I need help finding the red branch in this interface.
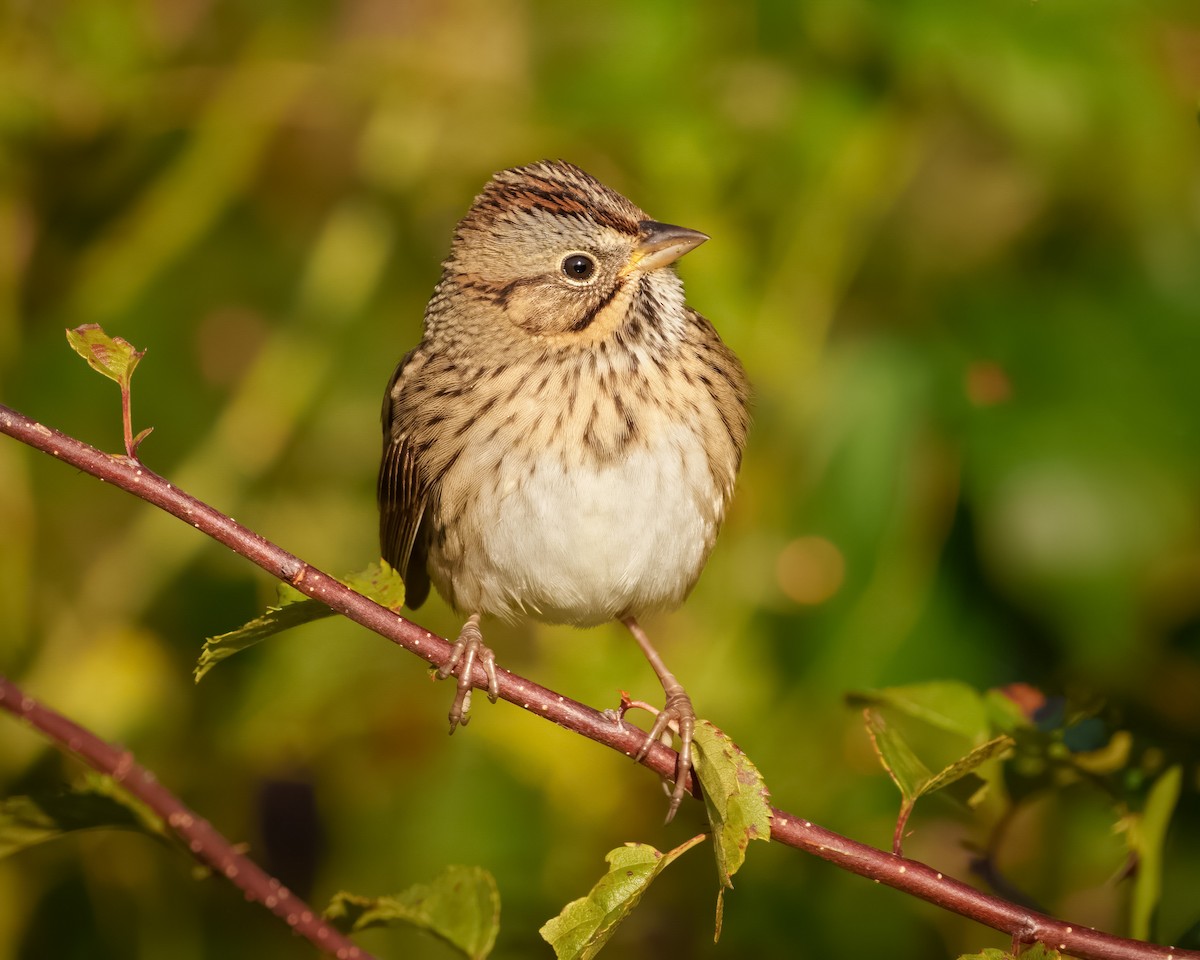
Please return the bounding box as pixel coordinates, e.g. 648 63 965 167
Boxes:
0 672 372 960
0 400 1194 960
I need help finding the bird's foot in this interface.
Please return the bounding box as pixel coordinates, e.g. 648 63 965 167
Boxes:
632 685 696 824
622 616 698 822
437 613 498 733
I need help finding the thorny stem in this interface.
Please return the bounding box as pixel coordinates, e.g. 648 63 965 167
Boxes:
0 672 372 960
0 400 1195 960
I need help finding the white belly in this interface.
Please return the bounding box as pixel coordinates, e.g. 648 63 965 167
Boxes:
430 426 722 625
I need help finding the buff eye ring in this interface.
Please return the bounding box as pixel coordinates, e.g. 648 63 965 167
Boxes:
560 252 598 284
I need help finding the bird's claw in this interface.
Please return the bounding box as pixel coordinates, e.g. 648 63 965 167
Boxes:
633 689 696 823
437 615 498 733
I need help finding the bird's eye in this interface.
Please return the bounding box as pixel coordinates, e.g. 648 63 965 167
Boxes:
560 253 597 283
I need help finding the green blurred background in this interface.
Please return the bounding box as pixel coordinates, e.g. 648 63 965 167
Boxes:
2 1 1200 957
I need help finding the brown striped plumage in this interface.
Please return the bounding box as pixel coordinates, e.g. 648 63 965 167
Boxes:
378 160 749 820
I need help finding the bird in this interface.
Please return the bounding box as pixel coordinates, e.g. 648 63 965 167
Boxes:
378 159 750 820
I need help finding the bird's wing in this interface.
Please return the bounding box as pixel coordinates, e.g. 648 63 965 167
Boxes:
378 351 432 609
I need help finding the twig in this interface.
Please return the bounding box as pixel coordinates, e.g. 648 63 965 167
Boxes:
0 672 372 960
0 400 1194 960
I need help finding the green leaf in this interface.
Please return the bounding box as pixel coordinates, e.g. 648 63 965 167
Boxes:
984 684 1045 732
66 323 146 388
848 681 989 741
863 708 932 807
922 734 1014 797
195 592 333 681
0 781 167 859
690 721 771 937
343 558 407 611
539 836 705 960
958 945 1060 960
1068 728 1132 775
325 865 499 960
1128 764 1182 941
1017 945 1062 960
864 709 1012 853
194 561 405 680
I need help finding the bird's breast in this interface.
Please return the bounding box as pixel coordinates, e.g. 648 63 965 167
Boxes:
428 405 727 625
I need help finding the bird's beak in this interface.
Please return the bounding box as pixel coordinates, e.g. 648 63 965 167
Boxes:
622 220 709 276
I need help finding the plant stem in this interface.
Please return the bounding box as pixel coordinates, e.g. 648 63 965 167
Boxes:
1 400 1194 960
0 672 373 960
